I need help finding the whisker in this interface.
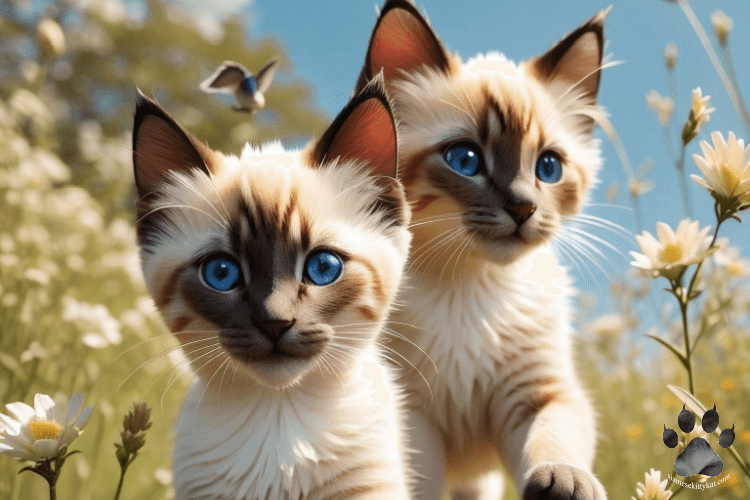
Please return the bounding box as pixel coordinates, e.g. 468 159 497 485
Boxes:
117 338 217 391
563 225 627 259
106 330 220 371
172 174 230 226
570 213 634 240
136 204 228 230
409 215 465 228
161 346 224 412
194 353 232 416
556 235 609 282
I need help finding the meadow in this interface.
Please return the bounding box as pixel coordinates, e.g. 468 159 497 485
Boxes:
0 0 748 499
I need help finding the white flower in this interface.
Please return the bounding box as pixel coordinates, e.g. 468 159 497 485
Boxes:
646 90 674 126
691 131 750 208
711 10 733 46
682 88 714 145
630 219 713 281
632 468 672 500
62 296 122 348
713 238 749 276
0 393 93 462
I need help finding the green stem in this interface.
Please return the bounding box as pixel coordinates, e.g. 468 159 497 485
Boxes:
720 44 750 134
48 480 57 500
676 296 694 394
675 146 692 218
725 442 750 478
113 463 129 500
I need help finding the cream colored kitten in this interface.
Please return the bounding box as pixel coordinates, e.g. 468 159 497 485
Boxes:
353 2 610 499
132 77 412 500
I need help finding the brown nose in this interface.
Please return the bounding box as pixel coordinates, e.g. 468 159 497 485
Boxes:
255 319 295 340
505 203 536 226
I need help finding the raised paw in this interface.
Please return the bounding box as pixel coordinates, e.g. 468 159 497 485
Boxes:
523 463 607 500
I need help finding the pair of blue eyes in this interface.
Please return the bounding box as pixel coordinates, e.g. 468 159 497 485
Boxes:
201 251 343 291
444 145 563 183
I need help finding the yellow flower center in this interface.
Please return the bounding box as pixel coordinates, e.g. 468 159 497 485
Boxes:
721 163 739 194
661 242 684 263
728 262 744 275
28 418 62 441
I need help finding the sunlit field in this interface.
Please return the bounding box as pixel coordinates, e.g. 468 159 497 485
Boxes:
0 0 748 499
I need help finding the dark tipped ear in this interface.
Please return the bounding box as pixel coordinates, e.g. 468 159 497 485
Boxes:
313 73 398 178
530 7 609 105
132 89 215 209
353 0 451 94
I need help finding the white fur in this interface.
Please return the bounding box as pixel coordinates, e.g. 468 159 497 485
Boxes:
174 358 410 500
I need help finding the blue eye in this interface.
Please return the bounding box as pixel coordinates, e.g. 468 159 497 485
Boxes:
536 153 563 183
202 257 241 291
305 251 343 286
445 145 481 176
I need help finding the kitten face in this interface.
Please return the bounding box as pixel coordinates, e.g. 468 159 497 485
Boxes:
355 1 607 267
133 79 410 389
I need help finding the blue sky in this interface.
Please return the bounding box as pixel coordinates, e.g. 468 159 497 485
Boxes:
186 0 749 328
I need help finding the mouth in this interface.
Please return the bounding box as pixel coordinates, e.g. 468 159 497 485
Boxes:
218 325 332 386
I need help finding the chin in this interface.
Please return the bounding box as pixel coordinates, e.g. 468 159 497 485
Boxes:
237 356 314 389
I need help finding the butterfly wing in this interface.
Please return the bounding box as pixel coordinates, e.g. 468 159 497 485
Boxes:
199 61 249 93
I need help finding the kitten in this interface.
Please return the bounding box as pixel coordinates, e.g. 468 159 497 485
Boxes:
352 2 610 499
132 77 413 500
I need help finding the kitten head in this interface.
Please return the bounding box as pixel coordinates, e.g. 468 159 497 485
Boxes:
355 0 607 269
132 77 410 389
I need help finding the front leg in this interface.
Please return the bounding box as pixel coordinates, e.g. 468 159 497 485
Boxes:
405 408 448 500
491 378 606 500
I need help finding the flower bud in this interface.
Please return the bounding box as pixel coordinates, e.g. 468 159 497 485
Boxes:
37 18 66 58
664 42 677 70
711 10 733 47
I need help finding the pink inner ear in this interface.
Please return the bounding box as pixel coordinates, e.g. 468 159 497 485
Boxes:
548 31 601 99
369 7 445 82
327 99 397 177
134 115 208 196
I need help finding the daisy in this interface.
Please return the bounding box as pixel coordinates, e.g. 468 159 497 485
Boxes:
632 468 673 500
691 131 750 210
0 392 93 462
630 219 713 281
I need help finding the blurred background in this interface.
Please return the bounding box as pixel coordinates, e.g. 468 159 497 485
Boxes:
0 0 748 498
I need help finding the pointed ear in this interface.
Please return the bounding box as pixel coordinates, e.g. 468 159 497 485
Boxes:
529 7 609 105
132 89 216 211
353 0 451 94
313 73 398 179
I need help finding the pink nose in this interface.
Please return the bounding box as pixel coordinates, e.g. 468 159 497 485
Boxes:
505 203 536 226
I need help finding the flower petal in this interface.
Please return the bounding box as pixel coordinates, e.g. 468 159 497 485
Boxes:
34 394 56 420
0 413 22 435
57 426 80 448
65 393 83 426
0 426 34 450
5 402 35 423
75 406 94 430
0 442 36 461
30 438 61 459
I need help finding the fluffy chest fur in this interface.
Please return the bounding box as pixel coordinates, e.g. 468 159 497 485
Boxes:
174 367 408 500
390 247 580 458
